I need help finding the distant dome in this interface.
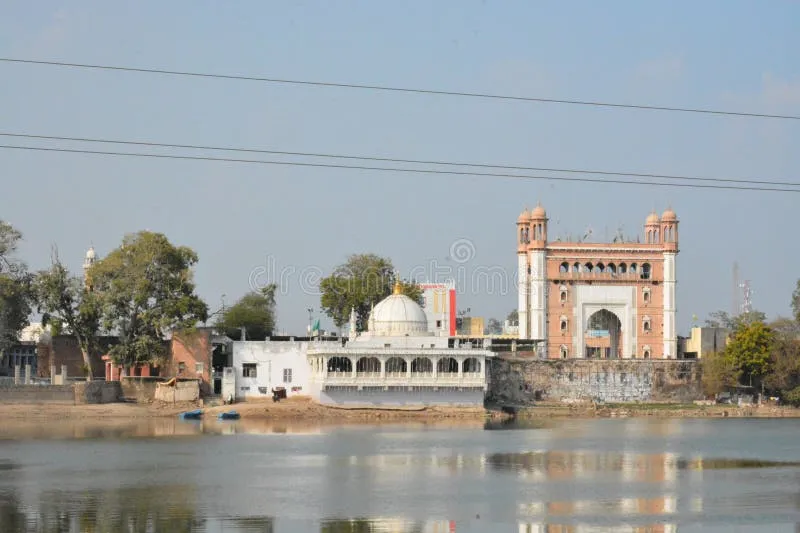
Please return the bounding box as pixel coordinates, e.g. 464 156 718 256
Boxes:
645 212 660 224
661 208 677 221
369 283 429 336
517 208 530 223
530 204 546 218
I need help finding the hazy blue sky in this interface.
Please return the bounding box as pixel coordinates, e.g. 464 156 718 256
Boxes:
1 1 798 335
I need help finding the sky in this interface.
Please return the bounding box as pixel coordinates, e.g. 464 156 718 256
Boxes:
1 1 798 336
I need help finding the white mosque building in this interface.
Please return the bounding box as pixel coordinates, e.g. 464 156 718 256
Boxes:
306 282 493 406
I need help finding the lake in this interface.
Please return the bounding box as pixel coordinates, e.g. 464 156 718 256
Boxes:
1 416 800 532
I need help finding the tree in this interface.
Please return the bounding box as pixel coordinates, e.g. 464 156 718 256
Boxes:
33 255 100 379
90 231 208 367
484 318 503 335
215 285 277 341
792 279 800 324
507 309 519 326
700 350 740 397
319 254 422 331
705 309 767 331
724 320 775 386
764 318 800 394
0 221 33 355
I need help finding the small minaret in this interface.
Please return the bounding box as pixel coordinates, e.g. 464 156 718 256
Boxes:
348 307 357 339
83 246 97 291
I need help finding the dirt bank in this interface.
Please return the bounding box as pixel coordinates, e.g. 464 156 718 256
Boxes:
0 396 503 423
515 402 800 419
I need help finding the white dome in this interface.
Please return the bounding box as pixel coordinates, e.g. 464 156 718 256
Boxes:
369 289 429 337
85 247 96 260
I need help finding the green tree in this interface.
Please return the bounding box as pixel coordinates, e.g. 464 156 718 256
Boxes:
319 254 422 331
33 255 100 379
0 221 33 355
792 279 800 324
484 318 503 335
763 318 800 394
90 231 208 367
215 285 277 340
705 309 767 331
724 320 775 386
700 350 740 397
507 309 519 325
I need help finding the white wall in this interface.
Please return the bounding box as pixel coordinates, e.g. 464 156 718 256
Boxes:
232 341 313 400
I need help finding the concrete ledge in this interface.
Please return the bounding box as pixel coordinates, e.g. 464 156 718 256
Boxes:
74 381 123 404
0 385 75 404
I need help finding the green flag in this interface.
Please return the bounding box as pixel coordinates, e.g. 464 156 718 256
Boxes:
312 318 320 335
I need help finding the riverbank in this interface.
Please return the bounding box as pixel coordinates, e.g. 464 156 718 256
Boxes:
515 402 800 419
0 396 501 422
2 398 799 424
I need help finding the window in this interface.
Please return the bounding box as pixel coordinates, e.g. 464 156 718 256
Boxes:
560 345 568 359
436 320 442 328
243 363 257 378
643 319 652 332
195 362 203 373
560 262 569 273
641 263 651 280
643 350 651 359
560 320 568 333
560 290 567 303
643 288 651 304
283 368 292 383
178 362 186 374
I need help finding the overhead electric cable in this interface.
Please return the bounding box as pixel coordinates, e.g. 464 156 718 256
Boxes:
1 57 798 121
0 131 796 188
1 143 798 193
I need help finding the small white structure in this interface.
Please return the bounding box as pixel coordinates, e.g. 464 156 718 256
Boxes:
307 282 493 407
231 338 338 400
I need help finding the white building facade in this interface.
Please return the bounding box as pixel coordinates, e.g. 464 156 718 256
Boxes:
231 339 338 400
307 283 493 406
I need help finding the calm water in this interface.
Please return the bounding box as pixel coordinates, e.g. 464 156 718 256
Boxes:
2 416 800 532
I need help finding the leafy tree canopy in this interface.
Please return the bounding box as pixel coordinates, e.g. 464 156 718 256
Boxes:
704 309 767 331
216 285 277 341
484 318 503 335
319 254 422 331
0 221 33 354
724 320 775 384
507 309 519 325
33 256 100 378
90 231 208 366
700 350 740 397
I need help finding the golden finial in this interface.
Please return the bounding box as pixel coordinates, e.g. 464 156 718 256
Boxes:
393 280 402 295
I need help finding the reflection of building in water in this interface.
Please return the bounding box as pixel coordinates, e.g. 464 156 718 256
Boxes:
308 282 493 406
518 524 677 533
320 517 456 532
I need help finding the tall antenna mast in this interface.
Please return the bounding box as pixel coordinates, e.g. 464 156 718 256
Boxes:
740 280 753 314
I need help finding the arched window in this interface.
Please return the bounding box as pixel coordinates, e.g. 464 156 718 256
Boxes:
647 230 652 243
356 357 381 375
654 229 660 242
437 357 458 374
519 228 525 244
643 345 652 359
410 357 433 374
619 263 627 274
641 263 651 280
630 263 638 273
385 357 407 375
572 262 581 273
643 288 651 304
560 318 568 333
607 263 617 274
643 317 652 332
463 358 481 373
560 290 567 303
596 262 605 273
560 345 568 359
327 357 353 374
560 262 569 274
584 262 593 272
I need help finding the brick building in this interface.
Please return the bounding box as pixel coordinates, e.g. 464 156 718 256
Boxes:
516 204 679 359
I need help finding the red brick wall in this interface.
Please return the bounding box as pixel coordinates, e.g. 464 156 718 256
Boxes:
170 329 212 395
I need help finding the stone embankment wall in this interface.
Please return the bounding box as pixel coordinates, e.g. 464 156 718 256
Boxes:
0 379 123 404
74 382 123 404
122 377 201 402
488 358 702 405
154 380 200 403
0 384 75 404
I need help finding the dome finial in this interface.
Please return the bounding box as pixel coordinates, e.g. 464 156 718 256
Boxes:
393 279 402 295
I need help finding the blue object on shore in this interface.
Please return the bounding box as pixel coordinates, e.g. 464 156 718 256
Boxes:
217 410 240 420
178 409 203 420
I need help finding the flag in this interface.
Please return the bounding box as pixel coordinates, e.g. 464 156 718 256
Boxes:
312 318 320 336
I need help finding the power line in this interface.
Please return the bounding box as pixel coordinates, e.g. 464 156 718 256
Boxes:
2 57 798 121
2 143 798 193
2 131 798 188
